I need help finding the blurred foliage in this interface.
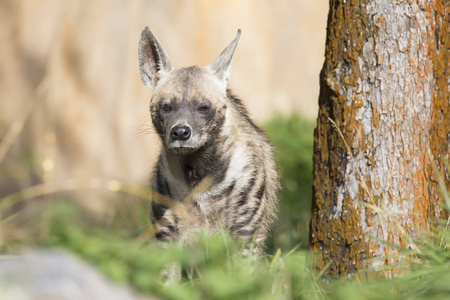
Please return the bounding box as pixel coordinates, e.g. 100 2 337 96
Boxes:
264 114 315 251
41 200 320 300
8 200 450 300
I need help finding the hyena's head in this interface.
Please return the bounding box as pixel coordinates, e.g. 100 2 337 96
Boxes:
138 27 241 155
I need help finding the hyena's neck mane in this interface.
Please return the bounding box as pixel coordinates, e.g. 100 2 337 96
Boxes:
225 90 265 135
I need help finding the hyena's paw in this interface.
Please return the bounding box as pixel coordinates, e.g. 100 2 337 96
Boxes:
160 262 181 286
242 245 261 258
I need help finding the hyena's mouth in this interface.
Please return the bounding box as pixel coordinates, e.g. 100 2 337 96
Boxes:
170 146 196 155
167 140 198 155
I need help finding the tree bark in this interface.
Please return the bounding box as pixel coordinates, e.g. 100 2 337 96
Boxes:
309 0 449 276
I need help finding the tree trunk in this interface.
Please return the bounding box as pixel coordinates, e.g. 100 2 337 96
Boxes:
309 0 449 276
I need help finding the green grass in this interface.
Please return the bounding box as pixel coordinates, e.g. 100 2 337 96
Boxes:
41 200 321 300
1 114 449 299
19 200 450 300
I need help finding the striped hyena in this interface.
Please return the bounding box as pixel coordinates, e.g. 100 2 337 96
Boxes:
138 27 280 254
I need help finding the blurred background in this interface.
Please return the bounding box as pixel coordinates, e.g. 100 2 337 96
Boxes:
0 0 327 253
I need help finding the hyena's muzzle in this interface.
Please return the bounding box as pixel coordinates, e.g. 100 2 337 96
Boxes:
167 119 195 154
170 124 191 142
157 98 219 155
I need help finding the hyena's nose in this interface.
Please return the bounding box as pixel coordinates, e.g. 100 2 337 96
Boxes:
171 125 191 141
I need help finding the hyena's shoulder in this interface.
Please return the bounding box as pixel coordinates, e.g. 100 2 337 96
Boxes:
211 91 280 245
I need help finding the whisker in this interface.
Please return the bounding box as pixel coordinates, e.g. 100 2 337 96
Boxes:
133 123 165 140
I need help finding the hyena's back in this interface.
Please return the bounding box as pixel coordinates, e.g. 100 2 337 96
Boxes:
138 27 280 250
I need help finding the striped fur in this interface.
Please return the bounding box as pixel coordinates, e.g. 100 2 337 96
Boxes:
138 27 280 253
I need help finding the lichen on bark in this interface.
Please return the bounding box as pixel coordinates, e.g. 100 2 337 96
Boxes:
310 0 449 276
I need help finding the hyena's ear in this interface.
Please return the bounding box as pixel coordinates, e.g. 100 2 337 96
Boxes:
209 29 241 85
138 27 172 89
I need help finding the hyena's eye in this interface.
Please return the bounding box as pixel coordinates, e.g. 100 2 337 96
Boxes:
162 105 172 112
197 106 210 113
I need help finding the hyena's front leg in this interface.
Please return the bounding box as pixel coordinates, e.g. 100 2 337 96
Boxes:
151 201 180 242
150 201 182 285
151 193 205 243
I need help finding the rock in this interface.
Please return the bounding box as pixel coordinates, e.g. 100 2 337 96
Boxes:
0 249 157 300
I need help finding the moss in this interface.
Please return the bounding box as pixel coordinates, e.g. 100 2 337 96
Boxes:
310 0 374 277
